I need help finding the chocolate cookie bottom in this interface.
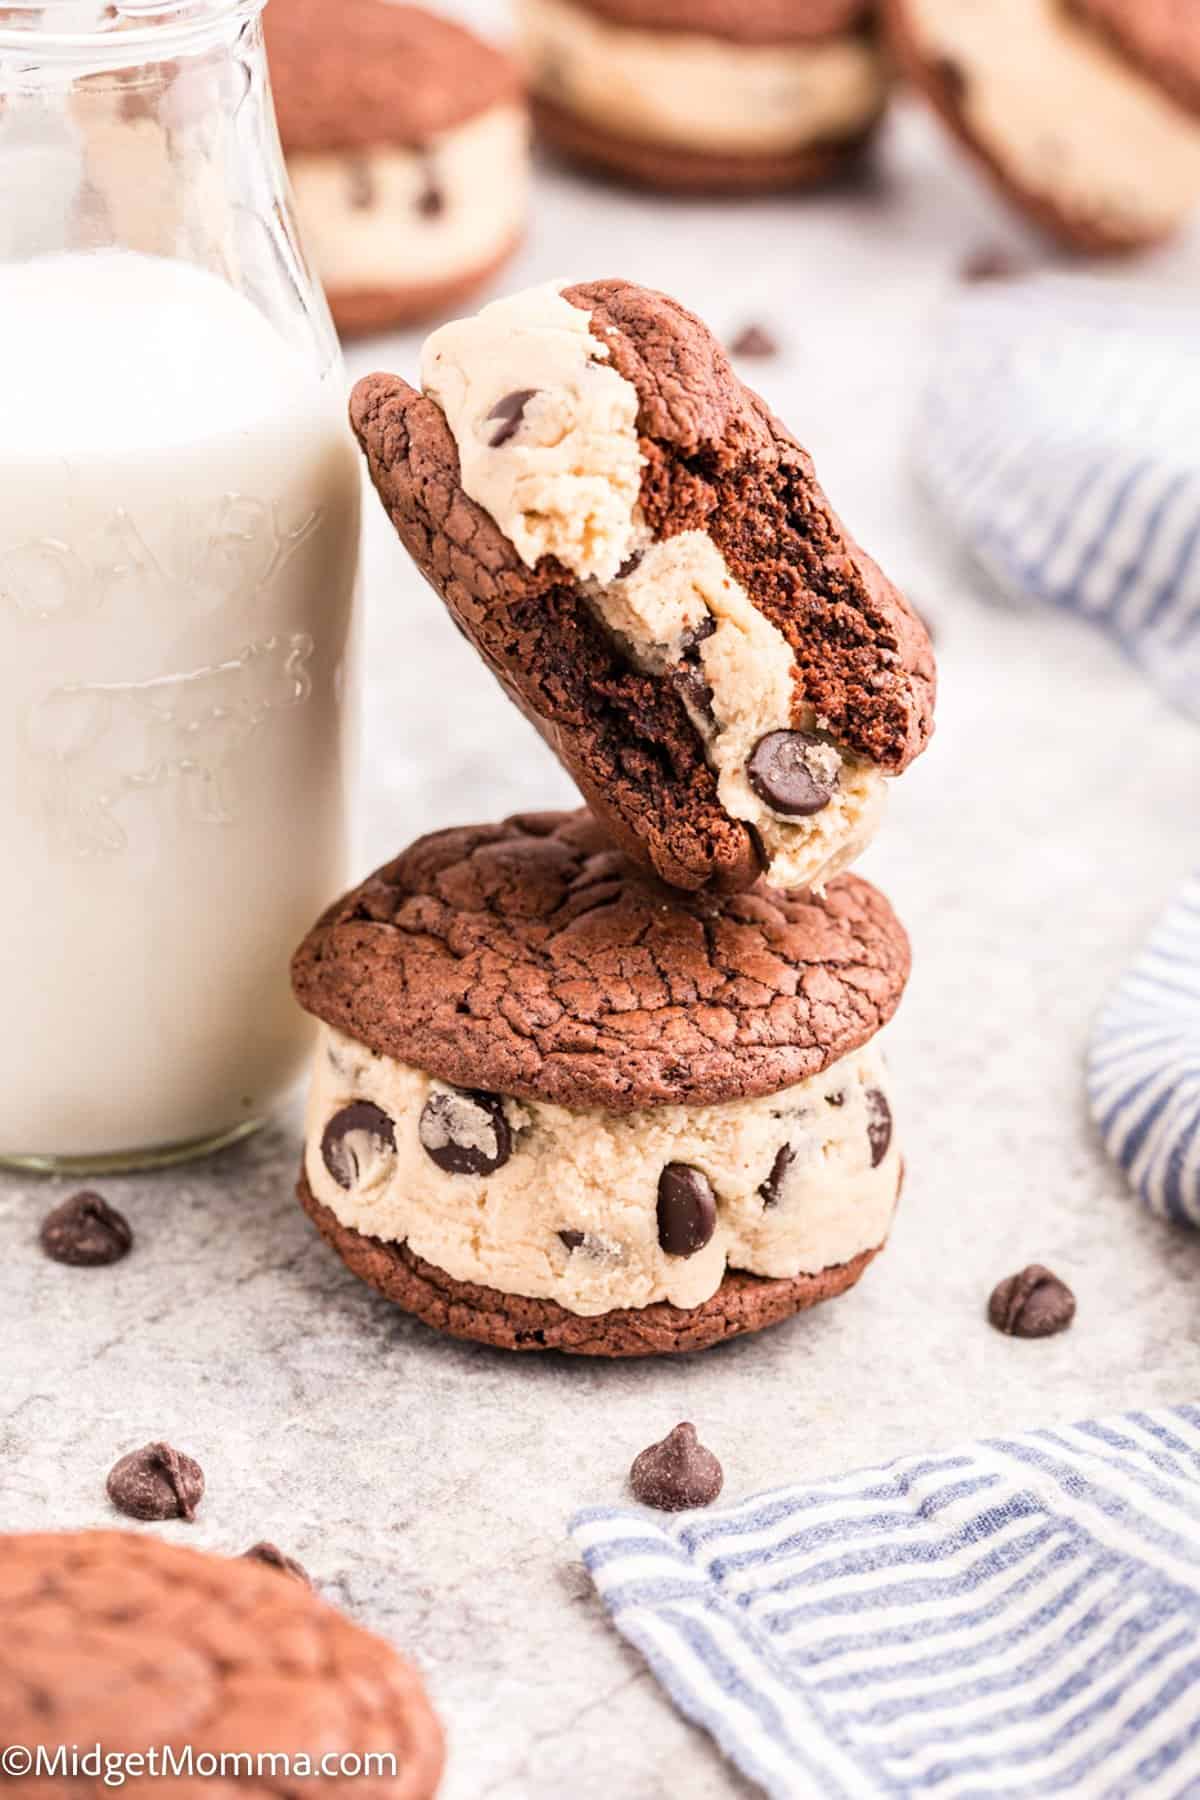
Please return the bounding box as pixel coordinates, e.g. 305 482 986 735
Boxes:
298 1171 887 1356
531 95 876 195
326 234 523 338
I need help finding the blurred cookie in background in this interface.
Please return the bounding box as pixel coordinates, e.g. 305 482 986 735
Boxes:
516 0 889 194
1066 0 1200 122
267 0 528 336
884 0 1200 253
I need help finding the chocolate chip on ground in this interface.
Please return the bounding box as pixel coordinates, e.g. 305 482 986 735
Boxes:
988 1266 1076 1339
729 323 778 358
106 1441 205 1522
243 1541 311 1584
631 1423 724 1511
657 1164 717 1257
39 1190 133 1267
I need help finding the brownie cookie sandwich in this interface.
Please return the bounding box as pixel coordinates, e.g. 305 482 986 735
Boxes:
884 0 1200 252
266 0 528 336
351 279 935 896
517 0 889 193
1 1529 444 1799
291 810 909 1358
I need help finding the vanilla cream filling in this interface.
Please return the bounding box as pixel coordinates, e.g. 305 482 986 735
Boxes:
517 0 887 155
422 281 886 891
286 104 529 294
305 1025 900 1317
904 0 1200 237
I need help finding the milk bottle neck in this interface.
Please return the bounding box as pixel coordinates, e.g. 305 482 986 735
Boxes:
0 0 336 370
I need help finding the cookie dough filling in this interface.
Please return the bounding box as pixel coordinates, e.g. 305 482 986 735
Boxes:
421 282 886 890
305 1025 901 1317
517 0 887 155
897 0 1200 243
286 105 529 297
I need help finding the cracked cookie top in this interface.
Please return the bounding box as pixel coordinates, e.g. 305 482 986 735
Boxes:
266 0 522 155
0 1530 444 1799
291 810 910 1111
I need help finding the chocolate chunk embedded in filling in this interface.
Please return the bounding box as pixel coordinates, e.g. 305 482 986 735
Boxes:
420 1086 512 1175
321 1101 396 1190
865 1088 892 1168
487 388 538 448
758 1144 796 1210
747 731 839 817
657 1163 717 1257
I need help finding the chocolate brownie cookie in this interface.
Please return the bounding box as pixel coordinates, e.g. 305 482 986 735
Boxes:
0 1530 444 1798
351 280 935 896
884 0 1200 253
291 810 909 1354
266 0 528 336
518 0 888 194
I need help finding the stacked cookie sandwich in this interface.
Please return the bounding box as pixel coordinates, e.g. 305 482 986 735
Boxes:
291 278 936 1357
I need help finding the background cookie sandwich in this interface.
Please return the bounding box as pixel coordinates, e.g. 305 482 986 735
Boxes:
517 0 889 193
267 0 529 336
292 810 909 1358
351 278 935 897
884 0 1200 252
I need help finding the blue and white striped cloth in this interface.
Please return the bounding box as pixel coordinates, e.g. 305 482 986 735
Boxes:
1088 874 1200 1229
921 276 1200 723
572 1406 1200 1798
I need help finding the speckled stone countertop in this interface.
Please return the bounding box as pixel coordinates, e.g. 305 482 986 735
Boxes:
3 82 1199 1800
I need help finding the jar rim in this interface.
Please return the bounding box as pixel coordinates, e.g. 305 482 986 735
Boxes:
0 0 264 57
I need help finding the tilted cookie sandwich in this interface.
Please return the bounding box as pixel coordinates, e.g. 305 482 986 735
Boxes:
291 810 909 1358
351 280 935 897
517 0 889 193
266 0 528 336
884 0 1200 253
0 1530 444 1799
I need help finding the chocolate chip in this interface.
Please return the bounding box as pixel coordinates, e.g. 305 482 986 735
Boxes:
487 389 538 448
747 731 838 817
347 156 374 210
672 664 716 728
243 1542 310 1584
39 1191 132 1266
420 1087 511 1175
988 1266 1076 1339
826 1091 846 1108
616 549 645 579
558 1229 585 1251
321 1101 396 1190
106 1441 204 1522
416 157 444 218
657 1164 717 1257
729 323 778 359
630 1423 723 1511
865 1089 892 1168
961 246 1022 283
758 1144 795 1209
934 55 968 104
680 615 716 654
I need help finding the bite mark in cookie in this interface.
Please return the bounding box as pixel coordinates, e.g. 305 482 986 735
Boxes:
365 281 933 895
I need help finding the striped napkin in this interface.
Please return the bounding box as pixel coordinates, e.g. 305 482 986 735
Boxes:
572 1406 1200 1798
920 275 1200 723
1088 874 1200 1229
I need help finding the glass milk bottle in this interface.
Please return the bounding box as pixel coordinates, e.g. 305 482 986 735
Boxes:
0 2 361 1170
